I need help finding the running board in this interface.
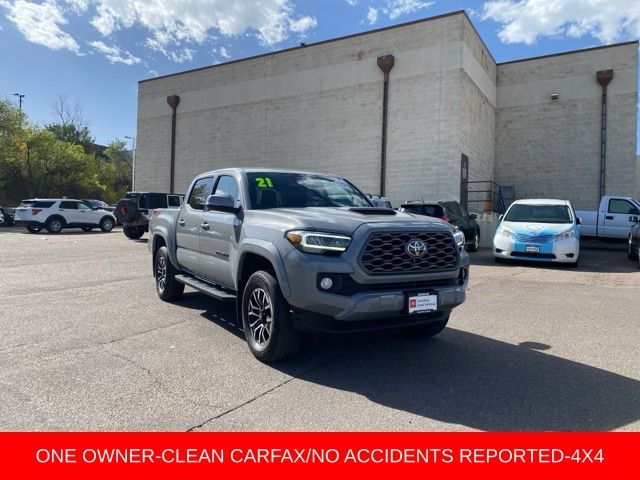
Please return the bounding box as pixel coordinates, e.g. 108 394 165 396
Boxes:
175 274 236 302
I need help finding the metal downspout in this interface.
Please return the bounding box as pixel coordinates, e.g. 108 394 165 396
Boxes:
166 95 181 194
596 70 613 199
377 55 395 197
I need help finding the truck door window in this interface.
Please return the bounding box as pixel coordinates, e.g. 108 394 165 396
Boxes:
168 195 181 207
188 177 214 210
608 199 635 214
214 175 240 205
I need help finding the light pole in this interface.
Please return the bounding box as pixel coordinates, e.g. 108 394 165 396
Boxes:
13 93 25 110
125 135 136 191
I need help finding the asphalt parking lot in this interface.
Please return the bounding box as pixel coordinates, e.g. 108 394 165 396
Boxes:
1 227 639 431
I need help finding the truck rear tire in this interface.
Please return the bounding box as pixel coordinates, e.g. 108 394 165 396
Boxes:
241 270 301 363
155 246 184 301
124 225 144 239
399 314 450 338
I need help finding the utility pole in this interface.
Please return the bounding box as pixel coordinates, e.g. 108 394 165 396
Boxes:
13 93 25 110
125 135 136 191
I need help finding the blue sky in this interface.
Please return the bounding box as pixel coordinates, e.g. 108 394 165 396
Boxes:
0 0 639 149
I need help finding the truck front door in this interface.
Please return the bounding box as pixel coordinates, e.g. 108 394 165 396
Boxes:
177 176 215 275
199 174 241 288
602 198 640 238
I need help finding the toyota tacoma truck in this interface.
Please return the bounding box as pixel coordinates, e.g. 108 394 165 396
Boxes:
149 168 468 362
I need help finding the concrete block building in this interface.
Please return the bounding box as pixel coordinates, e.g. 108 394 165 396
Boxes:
135 10 638 210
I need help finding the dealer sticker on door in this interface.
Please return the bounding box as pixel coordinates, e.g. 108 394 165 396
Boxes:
408 293 438 314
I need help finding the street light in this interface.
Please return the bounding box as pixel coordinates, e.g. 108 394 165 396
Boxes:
13 93 25 109
125 135 136 191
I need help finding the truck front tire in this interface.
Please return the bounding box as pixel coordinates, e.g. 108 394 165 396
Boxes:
155 246 184 301
241 270 301 363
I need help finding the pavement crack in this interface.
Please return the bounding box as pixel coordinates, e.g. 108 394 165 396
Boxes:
186 337 371 432
103 348 217 409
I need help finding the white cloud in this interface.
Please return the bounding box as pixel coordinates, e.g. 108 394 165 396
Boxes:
2 0 319 63
2 0 79 52
219 45 230 58
345 0 358 5
88 0 317 57
482 0 640 45
290 15 316 34
88 40 141 65
367 7 378 25
383 0 434 20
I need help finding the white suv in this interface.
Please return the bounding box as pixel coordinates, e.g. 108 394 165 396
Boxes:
13 199 117 234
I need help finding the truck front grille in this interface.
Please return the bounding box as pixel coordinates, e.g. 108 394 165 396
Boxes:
360 231 458 275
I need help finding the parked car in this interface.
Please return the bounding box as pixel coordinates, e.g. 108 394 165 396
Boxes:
0 207 15 226
627 215 640 269
576 195 640 239
13 199 117 234
399 200 480 251
494 199 580 266
149 168 468 362
82 199 115 212
367 194 393 209
115 192 184 240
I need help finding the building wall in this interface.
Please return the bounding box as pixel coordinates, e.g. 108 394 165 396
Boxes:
136 12 494 206
495 43 638 210
135 11 638 212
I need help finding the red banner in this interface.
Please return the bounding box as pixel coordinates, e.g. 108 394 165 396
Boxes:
0 432 636 478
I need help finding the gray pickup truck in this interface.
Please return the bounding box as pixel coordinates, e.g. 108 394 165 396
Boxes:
149 168 468 362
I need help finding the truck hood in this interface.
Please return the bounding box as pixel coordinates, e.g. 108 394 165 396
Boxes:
246 207 453 234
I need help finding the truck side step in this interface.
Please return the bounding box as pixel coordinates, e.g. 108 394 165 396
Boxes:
175 274 236 302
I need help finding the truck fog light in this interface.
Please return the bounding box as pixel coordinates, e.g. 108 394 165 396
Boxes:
320 277 334 290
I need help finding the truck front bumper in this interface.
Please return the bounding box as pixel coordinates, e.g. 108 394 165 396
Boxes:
281 247 468 332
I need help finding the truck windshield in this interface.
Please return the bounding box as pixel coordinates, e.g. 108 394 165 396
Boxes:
505 204 573 223
246 172 371 209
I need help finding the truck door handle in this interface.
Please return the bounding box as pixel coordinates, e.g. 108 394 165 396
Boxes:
605 216 614 220
201 222 209 230
178 219 186 226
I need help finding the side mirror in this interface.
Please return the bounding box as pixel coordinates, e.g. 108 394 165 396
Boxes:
498 214 504 221
469 213 479 220
576 217 582 225
205 194 238 212
629 207 640 215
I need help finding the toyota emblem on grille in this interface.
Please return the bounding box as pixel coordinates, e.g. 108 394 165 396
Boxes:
406 239 427 258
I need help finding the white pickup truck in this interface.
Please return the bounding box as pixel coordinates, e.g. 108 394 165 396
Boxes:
576 196 640 239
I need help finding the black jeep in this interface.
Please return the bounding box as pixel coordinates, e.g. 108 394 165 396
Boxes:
115 192 184 239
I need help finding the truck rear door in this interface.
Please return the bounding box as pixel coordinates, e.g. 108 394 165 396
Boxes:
602 198 640 238
177 176 215 275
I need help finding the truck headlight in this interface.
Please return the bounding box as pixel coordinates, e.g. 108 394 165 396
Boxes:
555 229 576 241
286 230 351 254
497 227 515 239
453 229 465 249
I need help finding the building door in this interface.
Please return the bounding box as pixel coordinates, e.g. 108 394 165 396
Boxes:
460 154 469 210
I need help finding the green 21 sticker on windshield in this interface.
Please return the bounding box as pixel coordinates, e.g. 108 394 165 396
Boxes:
255 177 274 188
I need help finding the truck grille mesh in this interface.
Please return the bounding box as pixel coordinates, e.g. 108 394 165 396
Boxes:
360 231 458 275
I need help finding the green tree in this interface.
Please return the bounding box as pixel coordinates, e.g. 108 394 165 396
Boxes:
99 139 132 203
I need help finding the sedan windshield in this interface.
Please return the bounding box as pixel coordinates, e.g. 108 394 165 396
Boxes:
505 204 572 223
246 172 371 209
